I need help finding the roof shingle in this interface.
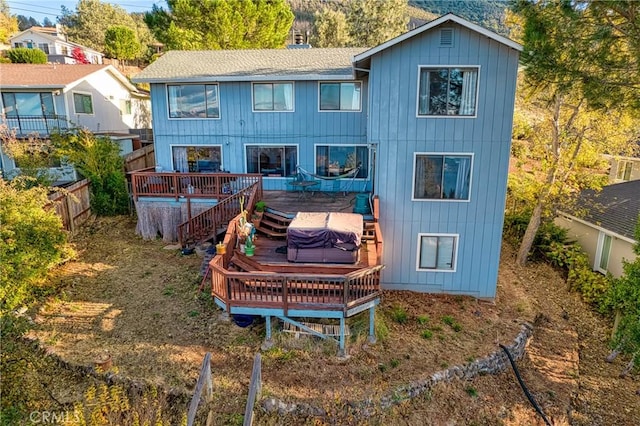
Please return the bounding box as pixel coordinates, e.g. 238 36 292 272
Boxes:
0 64 109 88
568 180 640 239
131 48 365 83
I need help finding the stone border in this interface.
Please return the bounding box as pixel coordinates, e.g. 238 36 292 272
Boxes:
262 322 534 418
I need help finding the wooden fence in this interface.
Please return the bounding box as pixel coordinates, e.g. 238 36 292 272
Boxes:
186 352 262 425
124 144 155 172
187 352 214 426
48 178 91 233
243 353 262 426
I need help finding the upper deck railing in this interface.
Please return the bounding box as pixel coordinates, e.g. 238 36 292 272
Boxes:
131 172 262 201
2 114 69 136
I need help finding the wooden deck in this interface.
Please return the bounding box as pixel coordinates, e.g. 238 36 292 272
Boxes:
238 234 379 272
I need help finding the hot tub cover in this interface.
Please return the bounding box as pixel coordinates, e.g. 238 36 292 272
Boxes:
287 212 363 250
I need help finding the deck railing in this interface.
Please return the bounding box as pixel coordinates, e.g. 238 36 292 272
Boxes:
209 255 383 315
176 177 263 248
2 114 69 136
131 172 262 201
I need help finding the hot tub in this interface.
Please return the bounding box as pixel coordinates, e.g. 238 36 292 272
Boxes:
287 212 363 264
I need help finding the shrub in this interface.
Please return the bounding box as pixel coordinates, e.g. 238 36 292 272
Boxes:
6 47 47 64
503 212 568 260
51 130 129 216
0 179 71 314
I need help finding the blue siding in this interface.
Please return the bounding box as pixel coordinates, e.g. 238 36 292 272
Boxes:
146 19 519 299
151 80 368 191
368 23 519 298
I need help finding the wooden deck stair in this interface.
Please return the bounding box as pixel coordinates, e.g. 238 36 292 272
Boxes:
255 211 290 239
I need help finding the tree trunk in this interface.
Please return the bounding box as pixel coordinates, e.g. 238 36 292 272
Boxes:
517 201 543 266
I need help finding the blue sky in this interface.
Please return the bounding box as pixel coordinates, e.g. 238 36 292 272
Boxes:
7 1 161 24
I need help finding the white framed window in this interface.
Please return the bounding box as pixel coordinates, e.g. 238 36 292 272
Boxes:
14 42 23 48
319 81 361 111
315 145 368 178
38 43 50 54
252 82 294 112
412 153 473 201
417 66 479 116
417 233 458 272
72 92 94 115
615 160 632 181
167 84 219 119
245 145 298 177
172 145 222 172
595 232 612 274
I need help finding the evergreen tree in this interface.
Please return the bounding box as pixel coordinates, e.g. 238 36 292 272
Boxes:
0 0 18 44
347 0 409 47
312 8 351 47
146 0 294 50
514 0 640 111
59 0 156 61
512 0 640 265
104 25 140 64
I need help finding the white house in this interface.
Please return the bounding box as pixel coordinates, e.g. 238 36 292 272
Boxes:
0 63 151 182
8 25 103 65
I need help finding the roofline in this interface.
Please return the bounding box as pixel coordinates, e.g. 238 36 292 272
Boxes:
0 64 145 96
353 13 522 64
9 28 59 44
0 84 66 90
557 211 637 244
132 74 355 84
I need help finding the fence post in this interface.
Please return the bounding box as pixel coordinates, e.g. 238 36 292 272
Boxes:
187 352 213 426
243 353 262 426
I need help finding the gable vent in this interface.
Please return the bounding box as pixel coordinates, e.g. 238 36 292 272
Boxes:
440 28 454 47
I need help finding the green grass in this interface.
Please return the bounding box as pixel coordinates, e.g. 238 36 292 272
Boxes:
417 315 430 325
421 329 434 340
390 306 408 324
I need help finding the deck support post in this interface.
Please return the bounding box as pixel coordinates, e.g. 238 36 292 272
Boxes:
338 317 346 358
368 306 376 344
261 315 274 351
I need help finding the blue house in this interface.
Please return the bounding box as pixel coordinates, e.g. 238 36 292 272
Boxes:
132 14 521 301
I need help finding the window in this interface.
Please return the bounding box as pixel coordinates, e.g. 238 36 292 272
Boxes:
73 93 93 114
38 43 50 54
418 67 478 116
172 146 222 172
596 233 612 274
252 83 293 111
413 154 472 200
120 99 132 115
315 145 368 178
615 161 632 181
14 42 23 48
417 234 457 271
61 46 69 56
246 145 297 177
319 82 361 111
168 84 219 119
2 92 55 117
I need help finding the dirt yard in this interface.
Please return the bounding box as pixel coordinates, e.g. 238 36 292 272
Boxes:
30 216 639 425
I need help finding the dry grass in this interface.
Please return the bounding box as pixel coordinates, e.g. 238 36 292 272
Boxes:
29 216 639 425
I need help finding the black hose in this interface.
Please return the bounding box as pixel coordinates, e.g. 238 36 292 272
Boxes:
499 344 553 426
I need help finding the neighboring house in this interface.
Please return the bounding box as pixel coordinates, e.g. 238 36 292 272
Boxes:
8 25 104 64
132 13 521 299
605 155 640 183
556 181 639 278
0 63 151 182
